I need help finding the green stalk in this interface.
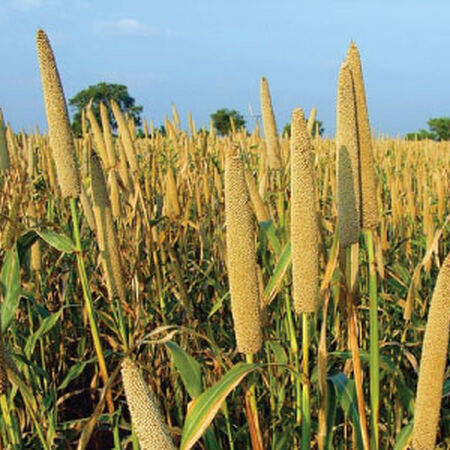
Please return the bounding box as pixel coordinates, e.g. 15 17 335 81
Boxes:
301 313 311 450
245 353 262 449
363 229 379 449
284 293 301 426
69 198 114 413
0 394 20 446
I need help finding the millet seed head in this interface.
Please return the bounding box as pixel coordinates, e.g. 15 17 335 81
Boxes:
121 358 174 450
336 62 360 247
412 252 450 450
224 145 262 355
36 29 80 198
290 108 320 314
346 42 378 230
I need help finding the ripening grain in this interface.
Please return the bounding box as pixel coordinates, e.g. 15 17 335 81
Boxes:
347 42 378 229
36 29 80 198
121 358 174 450
290 108 319 314
336 63 360 247
90 154 126 303
412 252 450 450
224 145 262 355
0 108 11 170
260 77 282 169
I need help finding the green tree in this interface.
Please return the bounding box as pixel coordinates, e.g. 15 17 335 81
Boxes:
405 129 437 141
282 120 324 138
69 82 143 136
427 117 450 141
210 108 245 135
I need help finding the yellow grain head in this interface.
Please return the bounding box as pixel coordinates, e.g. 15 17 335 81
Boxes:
108 170 121 218
121 358 174 450
79 184 96 232
3 192 21 250
110 100 137 171
90 154 126 303
336 62 360 247
165 166 180 218
171 103 180 129
245 169 270 223
260 77 282 169
290 108 319 313
347 42 378 229
412 252 450 450
224 145 262 354
100 101 117 168
86 103 109 169
36 29 80 198
307 107 317 136
0 108 11 170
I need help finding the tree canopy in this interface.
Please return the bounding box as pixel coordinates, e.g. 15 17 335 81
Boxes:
405 117 450 141
210 108 245 135
68 82 143 136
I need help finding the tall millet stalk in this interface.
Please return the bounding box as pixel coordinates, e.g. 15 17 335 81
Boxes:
290 108 320 449
347 42 380 449
36 28 113 412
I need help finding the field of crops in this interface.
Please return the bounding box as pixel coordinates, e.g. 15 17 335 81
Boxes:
0 30 448 449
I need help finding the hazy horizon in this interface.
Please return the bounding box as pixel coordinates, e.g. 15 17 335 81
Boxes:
1 0 450 137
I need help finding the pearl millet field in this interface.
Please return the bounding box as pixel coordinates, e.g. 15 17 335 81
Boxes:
0 29 448 449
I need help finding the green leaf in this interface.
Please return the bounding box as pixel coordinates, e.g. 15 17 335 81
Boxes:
329 373 363 450
25 309 63 358
264 241 291 305
259 220 282 255
36 229 76 253
208 292 230 319
180 362 260 450
1 244 21 331
393 422 413 450
166 341 203 399
58 361 89 391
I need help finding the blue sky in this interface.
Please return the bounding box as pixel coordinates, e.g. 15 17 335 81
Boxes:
1 0 449 136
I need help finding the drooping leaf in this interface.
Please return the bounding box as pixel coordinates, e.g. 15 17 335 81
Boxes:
25 309 63 358
180 362 260 450
36 229 76 253
1 244 21 331
264 241 291 306
166 341 203 399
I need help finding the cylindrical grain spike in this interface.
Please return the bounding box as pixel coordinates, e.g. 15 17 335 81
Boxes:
244 169 270 223
100 102 117 168
86 103 110 169
79 185 96 232
412 252 450 450
336 62 360 247
165 166 180 218
307 107 317 136
90 154 126 303
224 145 262 354
36 29 80 198
0 108 11 170
3 193 21 250
108 170 121 218
290 108 319 314
260 77 282 169
110 100 137 171
121 358 174 450
347 42 378 229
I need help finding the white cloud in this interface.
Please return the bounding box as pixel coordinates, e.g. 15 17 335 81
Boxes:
98 18 156 37
10 0 42 10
